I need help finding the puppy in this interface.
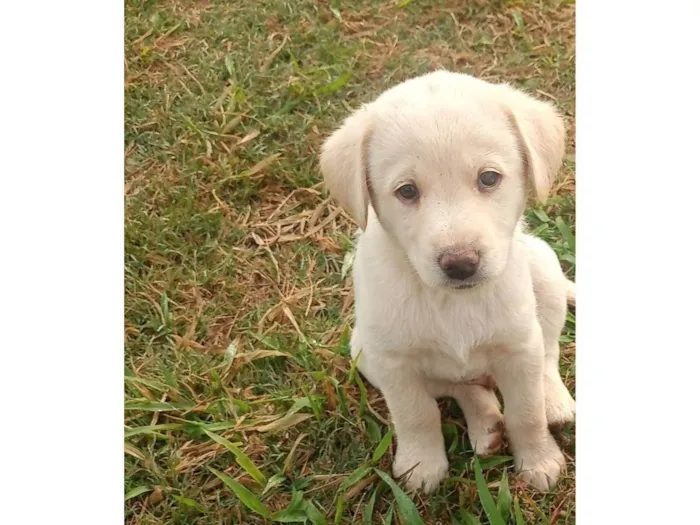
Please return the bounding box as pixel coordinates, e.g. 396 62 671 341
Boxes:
320 71 576 493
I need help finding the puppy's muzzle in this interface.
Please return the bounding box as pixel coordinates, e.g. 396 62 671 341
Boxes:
438 247 480 281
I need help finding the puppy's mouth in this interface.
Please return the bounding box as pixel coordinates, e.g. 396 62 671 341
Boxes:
446 278 482 290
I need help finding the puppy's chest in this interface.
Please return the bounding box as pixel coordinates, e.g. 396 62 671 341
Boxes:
391 295 509 380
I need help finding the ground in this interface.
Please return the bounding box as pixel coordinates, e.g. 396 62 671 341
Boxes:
124 0 576 523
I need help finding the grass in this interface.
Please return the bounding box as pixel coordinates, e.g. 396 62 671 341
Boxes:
124 0 576 523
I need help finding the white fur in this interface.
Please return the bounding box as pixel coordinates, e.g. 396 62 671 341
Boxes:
320 71 576 493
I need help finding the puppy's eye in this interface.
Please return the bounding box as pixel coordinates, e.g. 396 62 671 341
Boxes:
396 184 419 201
478 170 501 189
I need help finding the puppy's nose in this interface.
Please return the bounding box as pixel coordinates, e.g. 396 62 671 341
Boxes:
438 248 480 280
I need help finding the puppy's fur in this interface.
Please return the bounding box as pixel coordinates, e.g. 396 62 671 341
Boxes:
320 71 576 493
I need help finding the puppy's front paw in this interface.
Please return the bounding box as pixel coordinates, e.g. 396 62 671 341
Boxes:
514 437 565 491
545 376 576 430
392 447 449 494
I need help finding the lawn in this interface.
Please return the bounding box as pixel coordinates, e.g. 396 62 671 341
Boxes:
124 0 576 523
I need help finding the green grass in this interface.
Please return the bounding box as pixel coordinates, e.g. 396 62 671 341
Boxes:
124 0 576 523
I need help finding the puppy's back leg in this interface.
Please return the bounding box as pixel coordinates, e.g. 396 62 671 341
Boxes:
350 330 381 389
526 235 576 428
450 384 504 456
534 283 576 427
543 341 576 428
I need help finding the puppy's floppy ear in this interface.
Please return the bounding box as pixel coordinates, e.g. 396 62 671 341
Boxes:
319 106 373 230
500 85 566 203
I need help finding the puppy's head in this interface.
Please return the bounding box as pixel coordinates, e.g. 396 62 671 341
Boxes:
320 71 565 289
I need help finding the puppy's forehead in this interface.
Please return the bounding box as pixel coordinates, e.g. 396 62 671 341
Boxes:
369 99 520 169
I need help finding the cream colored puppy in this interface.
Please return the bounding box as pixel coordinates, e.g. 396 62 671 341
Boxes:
320 71 576 493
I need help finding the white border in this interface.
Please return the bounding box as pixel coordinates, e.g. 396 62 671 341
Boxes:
2 1 699 523
578 1 700 523
1 2 124 523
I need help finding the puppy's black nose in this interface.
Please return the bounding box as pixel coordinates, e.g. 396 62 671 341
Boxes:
438 248 480 280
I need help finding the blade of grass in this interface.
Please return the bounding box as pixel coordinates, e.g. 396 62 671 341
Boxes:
355 373 368 416
172 495 206 513
443 423 459 454
340 248 355 281
372 428 394 463
478 456 513 470
333 496 345 525
364 486 379 525
124 423 185 437
458 509 482 525
532 208 550 223
208 467 270 518
125 375 170 392
340 465 373 492
222 339 238 368
204 429 267 486
555 216 576 254
305 499 328 525
124 401 188 412
473 457 507 525
496 470 513 522
374 469 425 525
200 420 242 432
514 496 525 525
329 0 342 21
347 347 361 383
328 377 349 416
384 504 395 525
363 415 382 443
125 486 151 502
317 72 352 97
255 412 312 433
262 473 287 496
271 509 309 522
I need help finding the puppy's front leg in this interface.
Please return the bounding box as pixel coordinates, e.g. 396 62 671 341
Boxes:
380 370 449 494
492 333 565 491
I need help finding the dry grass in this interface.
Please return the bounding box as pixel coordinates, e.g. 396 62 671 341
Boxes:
125 0 576 523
